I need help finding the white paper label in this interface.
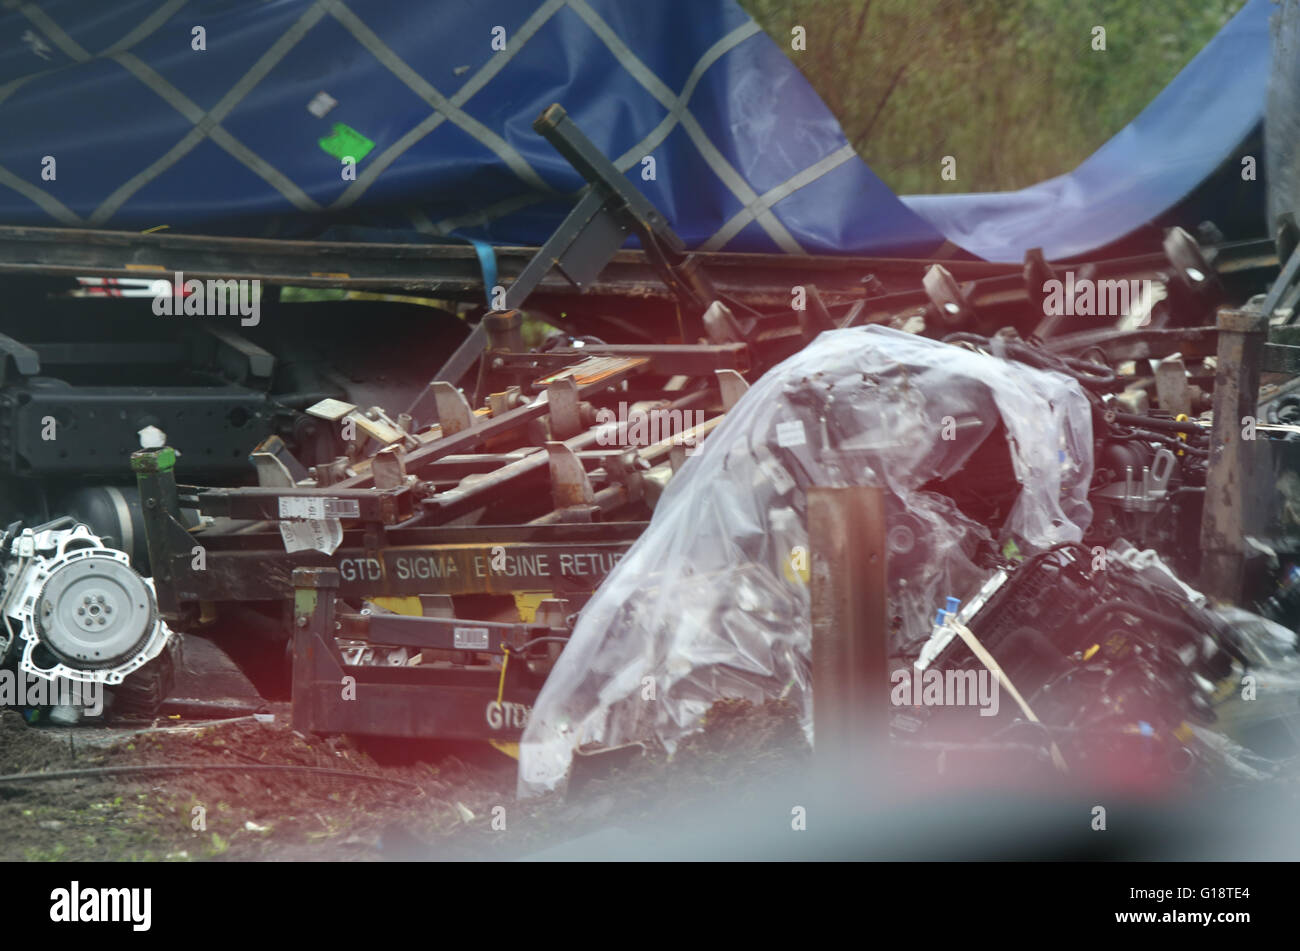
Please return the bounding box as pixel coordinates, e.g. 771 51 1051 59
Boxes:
280 497 323 519
279 518 343 555
775 420 806 448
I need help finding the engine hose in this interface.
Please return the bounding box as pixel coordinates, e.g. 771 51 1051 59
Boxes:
1012 540 1091 576
942 332 1116 388
1075 601 1235 663
1111 412 1205 435
1058 354 1118 387
1109 427 1210 457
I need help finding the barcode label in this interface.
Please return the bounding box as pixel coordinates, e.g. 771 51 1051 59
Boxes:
278 497 360 520
453 627 491 650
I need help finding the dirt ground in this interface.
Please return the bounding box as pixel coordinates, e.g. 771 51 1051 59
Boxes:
0 698 810 862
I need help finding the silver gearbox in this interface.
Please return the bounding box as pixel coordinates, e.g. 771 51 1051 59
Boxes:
2 523 173 686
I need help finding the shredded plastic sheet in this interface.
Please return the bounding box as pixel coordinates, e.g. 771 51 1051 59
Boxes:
518 326 1095 794
1205 603 1300 778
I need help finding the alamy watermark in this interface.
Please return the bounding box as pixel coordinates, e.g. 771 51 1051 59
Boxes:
50 881 150 931
891 666 999 716
595 403 707 447
151 271 260 326
0 668 102 715
1042 271 1156 321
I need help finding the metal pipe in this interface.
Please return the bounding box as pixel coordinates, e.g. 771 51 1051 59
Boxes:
809 486 889 763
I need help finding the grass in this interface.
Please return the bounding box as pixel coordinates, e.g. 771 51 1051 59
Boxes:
739 0 1248 194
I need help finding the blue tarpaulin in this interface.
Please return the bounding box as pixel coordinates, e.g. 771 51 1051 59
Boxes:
0 0 1274 262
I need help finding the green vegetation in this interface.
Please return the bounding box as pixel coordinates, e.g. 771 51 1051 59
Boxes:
739 0 1246 194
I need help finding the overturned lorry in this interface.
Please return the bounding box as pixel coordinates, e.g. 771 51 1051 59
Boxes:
3 0 1300 793
1 100 1298 796
119 116 1300 794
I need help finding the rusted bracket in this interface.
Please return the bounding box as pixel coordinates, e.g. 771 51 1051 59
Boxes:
809 486 889 760
1200 305 1269 603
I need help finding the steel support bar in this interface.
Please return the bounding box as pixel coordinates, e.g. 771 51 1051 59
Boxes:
0 223 1038 318
1200 305 1269 602
1 226 1274 310
337 358 647 489
1043 326 1220 360
493 342 750 379
420 389 709 521
1261 241 1300 318
430 321 488 387
344 613 567 654
135 442 646 616
178 484 414 524
808 486 889 759
291 567 339 735
132 447 189 618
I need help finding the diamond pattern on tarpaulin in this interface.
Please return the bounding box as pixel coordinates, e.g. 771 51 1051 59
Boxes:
1 0 860 254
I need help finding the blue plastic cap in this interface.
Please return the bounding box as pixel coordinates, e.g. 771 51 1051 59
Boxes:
945 596 961 613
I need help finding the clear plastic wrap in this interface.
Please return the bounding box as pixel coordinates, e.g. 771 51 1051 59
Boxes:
519 327 1095 795
1201 605 1300 777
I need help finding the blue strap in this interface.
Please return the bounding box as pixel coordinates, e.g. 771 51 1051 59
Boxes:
300 225 499 307
458 235 497 308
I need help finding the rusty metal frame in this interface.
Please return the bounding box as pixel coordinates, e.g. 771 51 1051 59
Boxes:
290 568 547 741
133 337 741 620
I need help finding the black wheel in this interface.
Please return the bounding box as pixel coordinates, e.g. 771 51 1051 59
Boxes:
106 635 180 720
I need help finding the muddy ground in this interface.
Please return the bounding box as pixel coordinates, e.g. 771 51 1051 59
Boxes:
0 698 810 862
7 688 1300 861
